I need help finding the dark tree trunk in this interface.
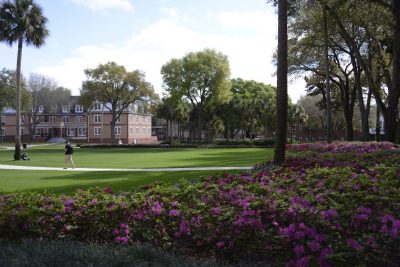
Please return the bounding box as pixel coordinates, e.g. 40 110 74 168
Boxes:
389 0 400 143
323 8 333 143
14 37 23 160
273 0 288 165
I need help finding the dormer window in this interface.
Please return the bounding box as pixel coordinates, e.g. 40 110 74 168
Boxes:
75 104 83 113
93 102 102 111
62 105 70 113
38 105 44 113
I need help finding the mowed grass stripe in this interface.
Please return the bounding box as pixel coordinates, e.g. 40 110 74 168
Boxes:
0 146 273 168
0 170 243 194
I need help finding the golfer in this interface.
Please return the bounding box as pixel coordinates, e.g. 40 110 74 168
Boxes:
64 140 75 169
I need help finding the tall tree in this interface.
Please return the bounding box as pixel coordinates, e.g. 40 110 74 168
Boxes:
21 74 70 142
81 62 155 144
161 49 231 143
274 0 288 165
0 0 49 159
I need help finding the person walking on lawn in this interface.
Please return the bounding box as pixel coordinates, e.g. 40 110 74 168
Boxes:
64 140 75 169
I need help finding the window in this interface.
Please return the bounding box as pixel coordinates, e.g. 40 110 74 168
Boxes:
75 105 83 113
115 117 121 123
1 115 5 124
20 128 24 135
76 116 82 123
114 127 121 135
38 105 44 113
62 105 70 113
1 128 5 136
148 117 151 124
78 128 86 136
94 114 102 123
129 114 133 122
129 127 133 135
67 128 75 136
49 116 56 123
142 127 146 134
136 115 139 123
35 128 41 135
148 127 151 134
93 102 102 111
94 127 102 135
63 116 69 123
136 127 139 134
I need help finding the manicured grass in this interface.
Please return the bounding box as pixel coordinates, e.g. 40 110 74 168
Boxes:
0 169 233 194
0 144 273 168
0 144 272 194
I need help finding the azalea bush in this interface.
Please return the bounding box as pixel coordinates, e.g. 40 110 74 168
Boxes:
0 142 399 266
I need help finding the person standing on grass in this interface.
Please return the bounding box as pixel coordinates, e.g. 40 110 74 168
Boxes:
64 140 75 169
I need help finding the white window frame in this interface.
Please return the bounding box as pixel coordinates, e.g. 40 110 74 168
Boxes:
136 127 139 134
136 115 139 123
93 102 102 111
115 117 121 123
94 114 102 123
67 128 75 136
63 116 69 123
76 116 83 123
142 127 146 135
129 114 133 122
94 127 102 135
38 105 44 113
129 127 133 135
114 126 121 135
62 105 70 113
78 128 86 136
49 116 56 123
75 105 83 113
1 115 5 124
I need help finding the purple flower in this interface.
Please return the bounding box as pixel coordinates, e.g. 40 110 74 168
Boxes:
346 239 363 251
294 244 305 256
308 241 321 252
216 241 225 248
54 215 62 222
151 202 163 216
90 199 98 205
168 209 180 217
103 187 113 194
212 207 221 215
112 229 120 236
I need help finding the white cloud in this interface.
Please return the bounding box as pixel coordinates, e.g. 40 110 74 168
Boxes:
160 7 178 20
70 0 134 11
34 9 305 102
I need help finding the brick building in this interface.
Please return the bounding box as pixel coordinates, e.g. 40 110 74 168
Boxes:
0 96 156 144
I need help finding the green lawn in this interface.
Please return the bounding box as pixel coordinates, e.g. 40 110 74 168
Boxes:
0 144 273 194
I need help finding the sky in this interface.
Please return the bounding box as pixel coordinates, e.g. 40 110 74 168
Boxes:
0 0 306 102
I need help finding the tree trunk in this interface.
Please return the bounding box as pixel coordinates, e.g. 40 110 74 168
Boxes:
273 0 288 165
323 8 333 143
197 106 202 143
14 38 23 160
110 113 116 144
389 0 400 143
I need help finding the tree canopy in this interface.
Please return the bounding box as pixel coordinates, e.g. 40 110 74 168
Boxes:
80 61 156 144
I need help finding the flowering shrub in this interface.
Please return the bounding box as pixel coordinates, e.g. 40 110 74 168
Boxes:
0 142 399 266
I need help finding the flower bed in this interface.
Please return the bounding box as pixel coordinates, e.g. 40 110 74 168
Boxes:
1 142 399 266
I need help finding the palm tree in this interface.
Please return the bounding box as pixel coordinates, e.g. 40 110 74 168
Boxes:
274 0 288 165
0 0 49 160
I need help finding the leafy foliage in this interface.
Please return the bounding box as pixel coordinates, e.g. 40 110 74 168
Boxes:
1 143 399 265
